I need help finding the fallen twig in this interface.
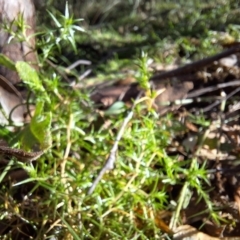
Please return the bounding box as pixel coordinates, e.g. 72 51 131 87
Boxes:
201 86 240 112
151 45 240 82
87 91 143 195
187 80 240 98
66 59 91 71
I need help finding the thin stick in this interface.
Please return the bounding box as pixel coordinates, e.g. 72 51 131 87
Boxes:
87 110 133 195
151 45 240 82
46 59 70 83
87 91 143 195
66 60 91 71
0 145 43 162
61 113 73 181
201 86 240 112
187 80 240 98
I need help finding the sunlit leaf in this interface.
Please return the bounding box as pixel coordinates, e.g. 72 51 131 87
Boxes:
16 61 44 92
104 101 126 115
20 102 52 150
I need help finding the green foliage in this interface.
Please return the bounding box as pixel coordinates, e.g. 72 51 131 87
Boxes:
0 54 16 70
39 0 240 68
16 62 43 91
15 61 52 150
47 2 84 54
0 1 237 239
135 52 151 91
20 101 52 150
104 101 126 115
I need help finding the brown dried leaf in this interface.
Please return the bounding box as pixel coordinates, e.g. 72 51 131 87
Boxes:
173 225 220 240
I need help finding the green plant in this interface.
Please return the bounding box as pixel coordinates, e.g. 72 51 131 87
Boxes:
0 2 235 239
